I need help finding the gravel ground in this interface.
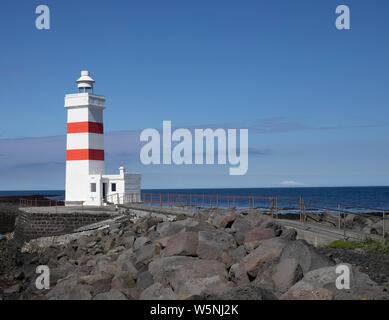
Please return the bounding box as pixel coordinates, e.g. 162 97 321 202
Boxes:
319 247 389 286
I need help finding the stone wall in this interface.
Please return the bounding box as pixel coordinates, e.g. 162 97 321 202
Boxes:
14 210 117 241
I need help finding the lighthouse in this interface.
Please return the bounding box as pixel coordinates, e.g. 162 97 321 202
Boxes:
65 71 141 206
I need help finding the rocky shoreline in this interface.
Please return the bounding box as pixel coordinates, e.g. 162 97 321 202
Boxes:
1 207 388 300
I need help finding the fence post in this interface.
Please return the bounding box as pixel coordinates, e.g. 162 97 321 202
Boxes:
343 210 346 240
276 197 279 220
299 197 302 222
203 195 205 208
338 204 341 229
151 194 153 207
216 195 218 208
383 211 386 241
210 197 212 209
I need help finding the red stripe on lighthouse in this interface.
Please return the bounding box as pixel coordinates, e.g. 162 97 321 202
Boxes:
66 149 105 161
67 122 104 134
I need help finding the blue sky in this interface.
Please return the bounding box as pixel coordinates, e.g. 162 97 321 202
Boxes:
0 0 388 190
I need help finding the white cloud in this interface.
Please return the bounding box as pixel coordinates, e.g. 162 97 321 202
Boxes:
280 180 304 186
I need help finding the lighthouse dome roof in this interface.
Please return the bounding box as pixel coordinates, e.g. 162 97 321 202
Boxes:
76 70 95 89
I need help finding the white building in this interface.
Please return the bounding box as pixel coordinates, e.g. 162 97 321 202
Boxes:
65 71 141 206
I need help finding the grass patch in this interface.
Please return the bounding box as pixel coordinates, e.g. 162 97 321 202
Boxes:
324 238 389 255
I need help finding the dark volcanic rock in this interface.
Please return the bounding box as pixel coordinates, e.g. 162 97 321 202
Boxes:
2 207 389 301
318 247 389 285
280 240 335 274
209 285 277 300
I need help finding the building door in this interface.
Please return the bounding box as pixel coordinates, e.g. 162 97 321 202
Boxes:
103 183 107 200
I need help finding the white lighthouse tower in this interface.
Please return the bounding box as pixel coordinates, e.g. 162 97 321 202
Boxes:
65 71 141 206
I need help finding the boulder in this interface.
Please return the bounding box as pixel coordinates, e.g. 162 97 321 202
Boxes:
280 240 334 274
219 250 234 268
197 230 237 261
156 236 170 249
370 220 389 236
90 278 112 295
103 237 115 253
116 250 138 277
231 218 252 245
211 213 237 229
134 236 151 250
120 260 138 276
228 263 250 285
165 232 198 257
231 246 247 264
93 289 127 300
157 219 199 237
176 275 234 298
67 285 94 300
254 258 303 295
134 243 158 264
96 258 120 277
209 285 277 300
245 213 271 228
120 235 135 248
149 256 231 297
281 264 380 300
111 272 136 290
47 276 94 300
239 238 287 279
139 282 176 300
182 221 216 233
271 258 304 294
243 228 276 251
50 262 76 285
136 271 154 290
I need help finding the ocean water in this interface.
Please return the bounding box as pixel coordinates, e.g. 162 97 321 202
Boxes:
1 186 389 211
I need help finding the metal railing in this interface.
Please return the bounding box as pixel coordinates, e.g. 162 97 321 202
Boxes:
19 192 388 241
136 192 298 211
106 193 141 205
130 192 388 241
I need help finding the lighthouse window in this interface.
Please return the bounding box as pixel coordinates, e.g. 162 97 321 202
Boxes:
90 183 96 193
111 183 117 192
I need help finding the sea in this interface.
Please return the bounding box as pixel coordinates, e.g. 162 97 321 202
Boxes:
1 186 389 212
